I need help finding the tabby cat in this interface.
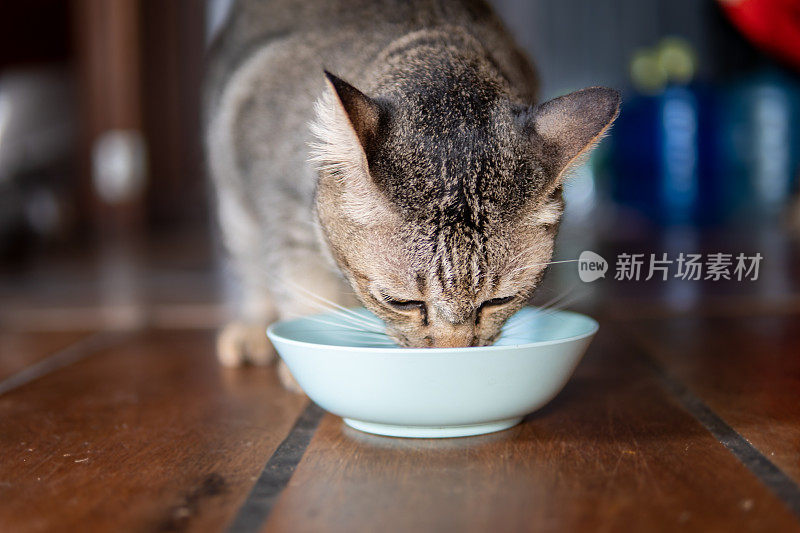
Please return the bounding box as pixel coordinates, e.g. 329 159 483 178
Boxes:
205 0 619 390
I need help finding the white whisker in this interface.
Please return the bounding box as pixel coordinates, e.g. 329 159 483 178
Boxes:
506 259 579 277
284 313 385 334
279 277 383 327
293 295 382 329
502 295 581 334
277 289 381 329
249 262 384 329
289 328 390 338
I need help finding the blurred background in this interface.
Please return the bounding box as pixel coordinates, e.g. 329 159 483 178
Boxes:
1 0 799 328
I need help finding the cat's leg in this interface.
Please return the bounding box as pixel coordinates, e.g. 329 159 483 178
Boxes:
215 188 278 367
216 278 278 367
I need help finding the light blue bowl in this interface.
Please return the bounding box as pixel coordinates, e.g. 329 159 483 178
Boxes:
267 307 598 438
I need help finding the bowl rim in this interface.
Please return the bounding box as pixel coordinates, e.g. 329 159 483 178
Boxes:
266 307 599 355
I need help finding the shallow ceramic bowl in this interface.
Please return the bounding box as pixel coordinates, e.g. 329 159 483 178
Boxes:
267 307 598 438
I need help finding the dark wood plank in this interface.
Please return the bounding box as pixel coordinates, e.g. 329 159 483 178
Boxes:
625 313 800 486
0 303 226 332
0 329 306 533
263 329 800 533
0 233 220 332
0 331 91 382
0 239 224 332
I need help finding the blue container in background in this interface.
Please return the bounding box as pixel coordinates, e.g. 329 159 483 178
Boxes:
609 68 800 227
718 71 800 222
611 84 707 226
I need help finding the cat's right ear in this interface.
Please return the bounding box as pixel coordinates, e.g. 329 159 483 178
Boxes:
323 71 382 150
524 87 620 181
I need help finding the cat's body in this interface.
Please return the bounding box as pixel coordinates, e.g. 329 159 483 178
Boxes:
206 0 619 387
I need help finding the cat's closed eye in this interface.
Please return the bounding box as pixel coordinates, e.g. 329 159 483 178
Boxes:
381 293 428 326
475 295 516 325
479 295 515 310
381 293 425 312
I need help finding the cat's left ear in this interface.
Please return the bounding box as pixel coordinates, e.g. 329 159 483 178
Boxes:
524 87 620 179
312 71 397 226
323 71 382 150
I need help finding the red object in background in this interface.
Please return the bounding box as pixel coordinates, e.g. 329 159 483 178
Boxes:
719 0 800 70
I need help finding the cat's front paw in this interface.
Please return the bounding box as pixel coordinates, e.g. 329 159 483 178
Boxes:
216 321 274 366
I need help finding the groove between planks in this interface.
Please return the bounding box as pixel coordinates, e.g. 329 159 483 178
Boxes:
620 324 800 521
0 331 125 397
228 402 326 533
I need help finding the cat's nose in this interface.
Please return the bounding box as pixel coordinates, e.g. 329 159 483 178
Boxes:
431 325 477 348
428 304 477 347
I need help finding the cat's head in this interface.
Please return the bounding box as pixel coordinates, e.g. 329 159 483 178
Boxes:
311 70 619 348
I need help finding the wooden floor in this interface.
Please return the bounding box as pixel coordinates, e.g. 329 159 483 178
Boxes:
1 229 799 533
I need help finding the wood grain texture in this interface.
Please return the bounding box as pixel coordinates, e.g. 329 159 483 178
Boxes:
0 239 223 332
0 331 90 382
626 313 800 486
263 329 800 533
2 230 799 532
0 329 306 533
